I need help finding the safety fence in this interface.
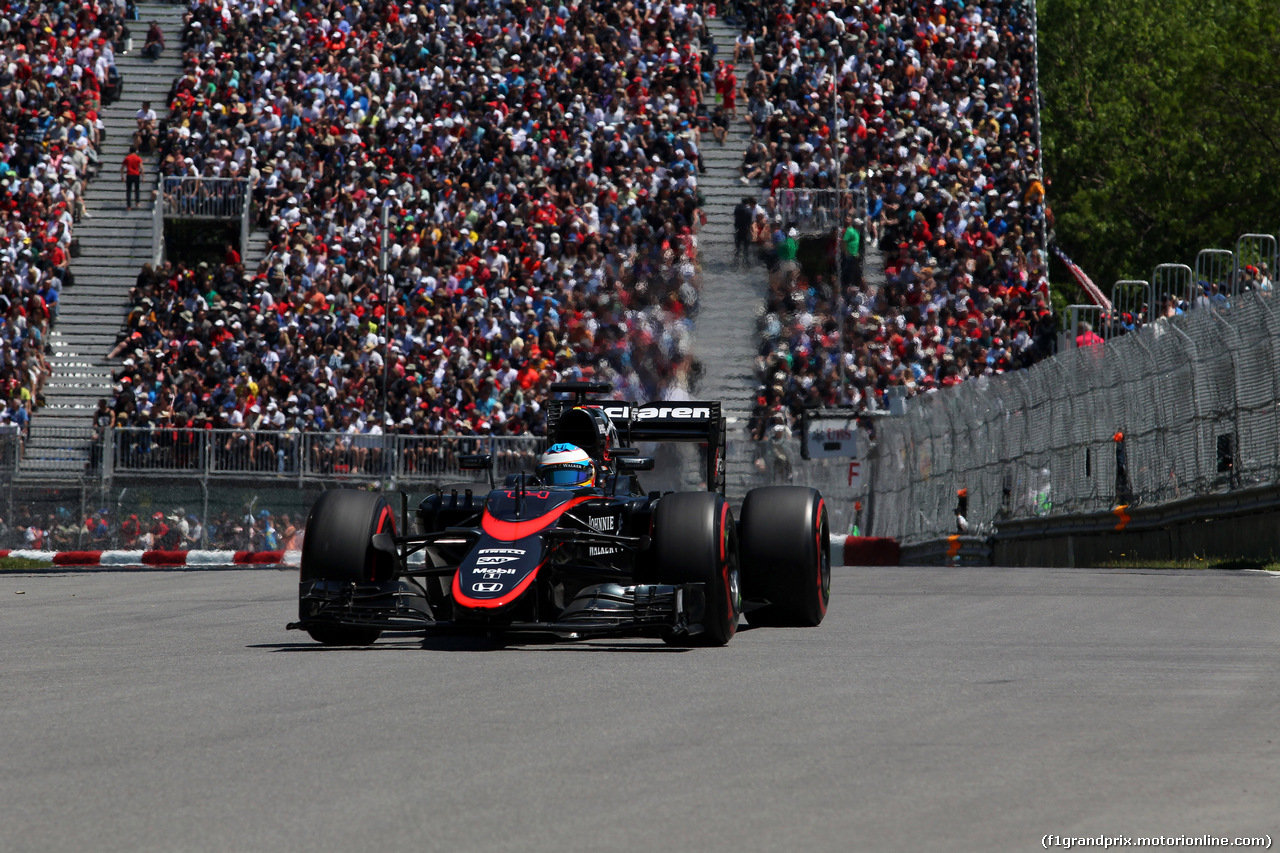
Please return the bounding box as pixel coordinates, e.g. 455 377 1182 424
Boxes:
867 289 1280 544
1 430 547 552
1063 234 1277 347
770 187 868 236
161 176 249 219
101 428 544 483
154 175 254 265
2 424 872 550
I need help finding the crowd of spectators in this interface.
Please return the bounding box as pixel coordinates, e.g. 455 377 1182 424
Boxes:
1 502 302 550
1 0 123 433
735 0 1055 437
105 0 724 442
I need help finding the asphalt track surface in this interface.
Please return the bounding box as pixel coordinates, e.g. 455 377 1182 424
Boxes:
2 566 1279 853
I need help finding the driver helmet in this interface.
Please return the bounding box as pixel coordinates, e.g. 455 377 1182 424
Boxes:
537 443 596 488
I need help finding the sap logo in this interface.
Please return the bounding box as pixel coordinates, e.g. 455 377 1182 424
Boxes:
476 555 518 565
636 406 712 420
472 582 504 593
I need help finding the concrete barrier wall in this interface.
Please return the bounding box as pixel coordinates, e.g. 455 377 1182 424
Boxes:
882 484 1280 567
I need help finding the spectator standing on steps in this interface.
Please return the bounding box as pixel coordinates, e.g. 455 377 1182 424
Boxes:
776 227 800 274
121 146 143 211
734 197 754 266
841 213 862 290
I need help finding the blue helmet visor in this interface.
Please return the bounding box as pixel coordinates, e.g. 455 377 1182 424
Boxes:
542 465 594 486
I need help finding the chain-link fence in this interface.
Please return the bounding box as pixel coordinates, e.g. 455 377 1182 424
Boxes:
867 290 1280 544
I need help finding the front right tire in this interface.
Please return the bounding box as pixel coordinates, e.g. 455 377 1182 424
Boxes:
739 486 830 627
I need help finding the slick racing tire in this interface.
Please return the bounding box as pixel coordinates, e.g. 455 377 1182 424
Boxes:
739 486 830 627
652 491 740 646
298 489 398 645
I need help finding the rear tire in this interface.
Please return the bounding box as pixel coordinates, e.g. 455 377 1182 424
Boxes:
299 490 398 645
740 487 829 627
652 491 739 646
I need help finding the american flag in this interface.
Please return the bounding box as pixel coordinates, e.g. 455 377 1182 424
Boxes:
1052 246 1112 313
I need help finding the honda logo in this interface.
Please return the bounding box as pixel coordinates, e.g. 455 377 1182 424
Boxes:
472 582 504 593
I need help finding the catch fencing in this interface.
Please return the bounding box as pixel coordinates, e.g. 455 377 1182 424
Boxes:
1 431 544 552
2 422 871 550
867 290 1280 544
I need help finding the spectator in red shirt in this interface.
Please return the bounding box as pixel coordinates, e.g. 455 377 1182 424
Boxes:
1076 322 1105 348
121 146 143 210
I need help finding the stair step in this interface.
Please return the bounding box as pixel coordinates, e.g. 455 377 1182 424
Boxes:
32 6 186 456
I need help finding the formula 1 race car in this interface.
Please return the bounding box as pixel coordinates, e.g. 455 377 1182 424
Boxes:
287 382 830 646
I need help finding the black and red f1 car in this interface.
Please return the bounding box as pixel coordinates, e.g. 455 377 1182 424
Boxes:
287 383 830 646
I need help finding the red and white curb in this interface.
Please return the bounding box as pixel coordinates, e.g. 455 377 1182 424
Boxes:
4 539 902 570
0 549 300 567
831 535 901 567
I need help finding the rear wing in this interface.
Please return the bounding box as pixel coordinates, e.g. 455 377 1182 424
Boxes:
547 388 726 494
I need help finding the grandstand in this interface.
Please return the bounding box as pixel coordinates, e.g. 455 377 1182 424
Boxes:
101 0 717 446
6 0 1280 557
0 0 144 470
10 0 1057 474
733 0 1053 433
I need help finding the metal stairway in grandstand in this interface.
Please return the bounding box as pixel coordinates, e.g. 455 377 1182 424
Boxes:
693 14 765 425
23 0 188 479
693 14 772 501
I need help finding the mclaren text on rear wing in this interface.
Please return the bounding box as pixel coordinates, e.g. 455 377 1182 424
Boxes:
629 403 721 442
546 387 726 494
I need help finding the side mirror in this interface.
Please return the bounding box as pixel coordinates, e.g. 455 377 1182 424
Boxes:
618 456 655 472
370 532 397 556
458 454 495 489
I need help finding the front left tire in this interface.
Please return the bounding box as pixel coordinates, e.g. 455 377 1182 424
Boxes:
651 491 740 646
298 489 398 645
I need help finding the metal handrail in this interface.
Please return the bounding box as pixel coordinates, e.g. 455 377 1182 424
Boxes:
107 427 545 483
161 176 249 219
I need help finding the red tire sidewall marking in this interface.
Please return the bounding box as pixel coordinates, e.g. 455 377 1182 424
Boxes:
815 498 828 616
719 500 736 637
